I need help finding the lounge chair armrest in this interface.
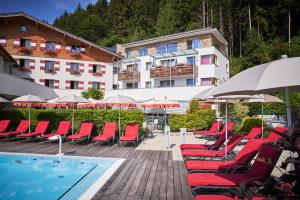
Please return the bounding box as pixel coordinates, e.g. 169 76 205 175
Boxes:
226 164 250 173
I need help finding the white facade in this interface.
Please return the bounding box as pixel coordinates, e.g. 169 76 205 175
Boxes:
9 55 113 91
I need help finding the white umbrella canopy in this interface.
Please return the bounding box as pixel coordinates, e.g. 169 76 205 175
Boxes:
211 57 300 134
0 97 9 103
12 94 46 132
103 94 137 133
47 98 59 103
56 94 89 134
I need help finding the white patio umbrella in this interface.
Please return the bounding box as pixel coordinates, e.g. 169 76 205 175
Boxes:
12 94 46 132
244 94 284 137
140 97 180 126
56 94 89 134
103 94 137 133
211 56 300 135
0 97 9 103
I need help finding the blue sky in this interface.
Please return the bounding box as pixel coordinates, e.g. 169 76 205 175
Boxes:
0 0 98 24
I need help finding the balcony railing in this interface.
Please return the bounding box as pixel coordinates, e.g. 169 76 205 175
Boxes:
150 64 197 78
118 70 140 81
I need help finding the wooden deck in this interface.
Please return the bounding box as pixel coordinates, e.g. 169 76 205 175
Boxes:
0 140 194 200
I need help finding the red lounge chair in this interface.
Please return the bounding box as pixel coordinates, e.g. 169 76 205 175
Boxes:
118 123 139 147
19 121 50 138
195 195 266 200
43 121 71 139
93 122 117 145
185 139 265 172
67 122 93 143
203 122 235 139
182 134 242 160
193 121 223 136
0 120 29 138
243 127 262 139
186 145 282 194
0 120 10 133
180 131 226 150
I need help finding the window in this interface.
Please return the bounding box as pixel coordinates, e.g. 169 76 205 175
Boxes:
70 81 79 89
167 43 177 52
113 84 119 90
187 57 195 65
113 67 119 74
45 79 54 88
126 83 138 89
138 48 148 56
126 64 137 72
145 81 151 88
71 46 80 53
187 39 201 49
20 25 27 32
92 82 100 90
45 61 54 71
46 42 56 51
201 55 212 64
156 44 167 54
20 39 30 49
161 59 175 67
126 49 131 58
160 80 174 87
186 79 195 86
201 78 216 86
20 59 30 68
214 55 218 65
146 62 152 71
93 65 101 73
71 63 79 72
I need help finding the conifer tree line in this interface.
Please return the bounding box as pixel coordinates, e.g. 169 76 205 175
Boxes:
53 0 300 76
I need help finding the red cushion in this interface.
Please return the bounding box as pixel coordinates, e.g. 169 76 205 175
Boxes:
55 121 71 135
195 195 236 200
43 132 67 138
19 132 41 137
180 144 210 150
186 173 249 187
93 122 117 141
0 120 10 132
120 135 137 141
93 135 112 141
0 131 20 137
185 160 235 171
67 133 89 139
182 149 222 157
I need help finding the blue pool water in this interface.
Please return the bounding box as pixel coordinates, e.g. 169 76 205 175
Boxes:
0 153 122 200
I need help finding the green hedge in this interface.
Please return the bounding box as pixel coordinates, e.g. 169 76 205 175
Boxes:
235 116 265 135
169 109 216 131
0 109 144 136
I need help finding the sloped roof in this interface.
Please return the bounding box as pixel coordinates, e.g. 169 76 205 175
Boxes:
0 12 123 60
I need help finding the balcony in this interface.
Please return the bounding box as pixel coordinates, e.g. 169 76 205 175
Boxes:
45 49 57 56
118 70 140 81
19 47 32 54
70 52 81 57
150 64 197 78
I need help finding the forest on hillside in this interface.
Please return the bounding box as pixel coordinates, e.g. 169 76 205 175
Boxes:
53 0 300 117
53 0 300 76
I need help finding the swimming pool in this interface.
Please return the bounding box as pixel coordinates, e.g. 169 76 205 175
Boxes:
0 152 124 200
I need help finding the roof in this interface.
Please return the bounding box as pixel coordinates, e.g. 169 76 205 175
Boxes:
122 28 228 48
0 45 17 64
0 12 123 60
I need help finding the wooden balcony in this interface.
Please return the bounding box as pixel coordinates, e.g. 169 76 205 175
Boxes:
118 70 140 81
150 64 197 78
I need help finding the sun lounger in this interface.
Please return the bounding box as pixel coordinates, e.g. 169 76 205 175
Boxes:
43 121 71 139
203 122 235 139
193 121 223 136
186 144 282 195
0 120 29 138
118 123 139 147
0 120 10 133
185 139 265 172
93 122 117 145
182 134 242 160
19 121 49 138
67 122 94 143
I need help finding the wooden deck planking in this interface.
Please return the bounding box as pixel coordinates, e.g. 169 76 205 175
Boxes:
0 140 194 200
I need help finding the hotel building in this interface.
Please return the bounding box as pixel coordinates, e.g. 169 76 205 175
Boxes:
0 12 122 97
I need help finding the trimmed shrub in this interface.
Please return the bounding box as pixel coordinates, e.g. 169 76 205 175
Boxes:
236 116 265 135
0 109 144 136
169 109 215 131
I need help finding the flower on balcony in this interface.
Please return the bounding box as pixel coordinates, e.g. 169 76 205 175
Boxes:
19 47 32 53
70 70 81 74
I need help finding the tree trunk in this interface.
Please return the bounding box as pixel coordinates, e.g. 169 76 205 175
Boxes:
219 0 223 34
206 0 209 28
239 14 242 57
210 2 213 27
288 5 291 53
248 3 252 31
203 1 206 28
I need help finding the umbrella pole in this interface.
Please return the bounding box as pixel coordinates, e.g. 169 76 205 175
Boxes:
119 106 121 136
261 102 264 138
29 104 31 132
164 107 167 127
72 103 74 135
225 99 228 160
285 87 292 135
